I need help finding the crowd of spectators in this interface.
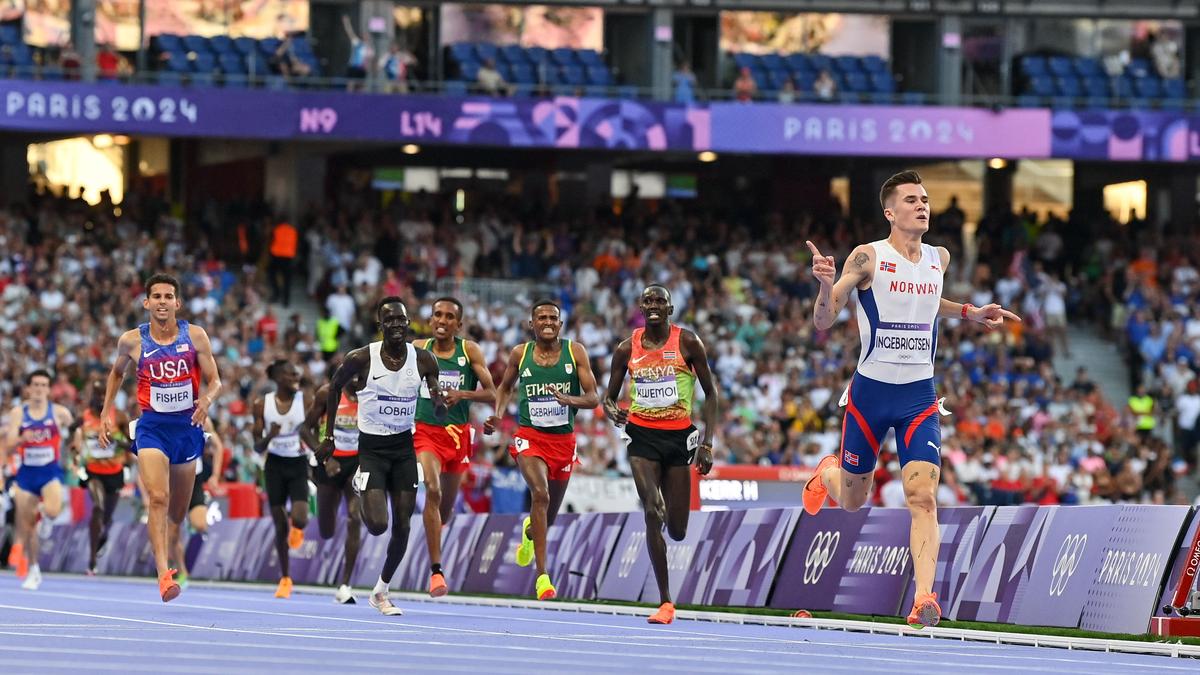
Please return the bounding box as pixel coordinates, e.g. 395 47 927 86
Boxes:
0 179 1190 512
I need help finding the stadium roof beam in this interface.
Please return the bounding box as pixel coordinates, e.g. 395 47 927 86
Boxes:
524 0 1198 19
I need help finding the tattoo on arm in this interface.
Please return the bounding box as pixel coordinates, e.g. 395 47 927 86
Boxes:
852 252 869 268
930 468 938 481
845 478 853 488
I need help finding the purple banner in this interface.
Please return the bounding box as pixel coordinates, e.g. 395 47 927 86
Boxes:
441 513 490 593
1007 505 1119 628
350 526 391 588
900 506 994 617
769 508 869 611
831 508 913 615
1079 504 1190 634
244 518 281 582
461 513 576 596
549 512 627 600
1156 509 1200 617
191 518 252 580
287 517 354 587
681 508 800 607
639 511 713 605
950 505 1040 622
37 522 77 571
712 103 1051 158
598 512 649 602
395 514 431 592
1051 109 1200 162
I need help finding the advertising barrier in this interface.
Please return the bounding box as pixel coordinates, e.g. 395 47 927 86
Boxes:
25 504 1200 636
1050 109 1200 162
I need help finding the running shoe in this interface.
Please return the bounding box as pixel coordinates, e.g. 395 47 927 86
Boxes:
86 567 97 577
535 573 556 601
334 584 356 604
178 571 189 589
288 526 304 550
159 568 181 602
10 542 27 579
369 591 404 616
36 512 53 540
21 565 42 591
648 602 675 624
803 454 839 516
275 576 293 599
514 516 534 567
429 572 448 598
906 592 942 629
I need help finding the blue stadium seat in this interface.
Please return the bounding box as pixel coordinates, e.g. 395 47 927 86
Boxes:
793 72 816 92
218 53 245 75
1073 57 1103 77
510 62 535 84
1114 76 1134 99
1027 75 1054 97
500 44 527 65
525 46 548 65
1055 76 1083 97
449 43 474 65
785 53 811 73
1016 94 1042 108
1164 78 1186 99
164 50 190 73
732 52 760 70
258 37 282 58
291 36 315 58
1134 77 1163 99
577 49 603 67
559 65 585 86
1047 56 1073 77
474 42 499 62
760 53 785 71
767 69 792 91
870 72 895 93
154 33 182 53
182 35 211 54
861 55 887 74
458 61 480 82
585 65 612 86
834 55 861 73
807 53 832 73
1019 56 1047 77
209 35 235 55
1082 76 1110 97
0 24 21 45
750 68 772 92
192 52 216 73
233 37 257 56
1126 58 1152 78
550 48 578 67
10 44 33 68
843 71 869 93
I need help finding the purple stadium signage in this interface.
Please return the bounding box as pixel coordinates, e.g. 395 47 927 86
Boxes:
639 511 713 604
350 527 391 588
900 506 994 617
950 505 1042 622
395 514 432 592
441 513 491 593
598 512 650 602
769 508 870 611
1156 510 1200 617
288 517 352 587
462 513 577 596
1050 109 1200 162
681 507 800 607
831 508 913 615
191 518 252 580
549 512 628 600
1006 505 1120 628
1079 504 1190 634
711 103 1052 158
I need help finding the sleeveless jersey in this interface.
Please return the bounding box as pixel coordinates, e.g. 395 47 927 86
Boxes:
516 339 580 435
19 403 62 468
416 337 477 426
357 341 421 436
82 409 123 474
136 320 201 416
319 393 360 457
263 390 305 458
628 325 696 430
855 240 944 385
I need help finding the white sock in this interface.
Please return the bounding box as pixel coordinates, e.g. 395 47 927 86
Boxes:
373 577 389 595
29 563 40 575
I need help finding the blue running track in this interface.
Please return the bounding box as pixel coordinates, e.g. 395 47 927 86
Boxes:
0 574 1185 673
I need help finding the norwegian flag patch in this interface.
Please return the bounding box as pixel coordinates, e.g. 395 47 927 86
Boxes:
879 261 897 273
843 451 860 467
663 351 677 360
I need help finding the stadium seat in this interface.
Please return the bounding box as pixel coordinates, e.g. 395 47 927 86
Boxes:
10 44 33 68
559 65 585 87
449 43 474 65
793 72 816 92
1047 56 1073 78
258 37 282 58
760 53 785 71
192 52 216 74
1027 75 1054 97
233 37 257 56
1073 57 1103 78
164 51 191 73
785 53 812 74
834 55 861 73
1134 77 1163 99
1019 56 1047 77
1163 78 1186 100
218 53 245 75
732 53 760 71
156 71 185 87
868 92 894 104
525 46 548 65
870 73 896 93
40 65 64 81
191 72 217 87
474 42 499 62
585 65 612 86
750 68 772 92
511 83 534 98
0 23 20 45
861 55 887 74
510 63 535 84
182 35 211 54
458 61 480 82
154 33 182 54
265 75 288 90
1083 95 1109 110
500 44 527 65
223 74 249 88
1082 76 1110 97
550 48 578 67
1049 96 1075 110
1055 76 1083 97
1126 58 1152 78
577 49 603 67
767 69 792 91
843 71 869 93
807 54 832 73
1114 75 1134 99
209 35 235 55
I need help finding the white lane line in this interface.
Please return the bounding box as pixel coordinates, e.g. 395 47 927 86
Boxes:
0 657 248 674
0 597 1095 673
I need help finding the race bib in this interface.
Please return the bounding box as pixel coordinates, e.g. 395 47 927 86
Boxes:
352 469 370 493
872 321 934 365
23 445 55 466
420 370 463 398
528 397 569 428
686 429 700 465
269 432 302 456
367 394 417 432
85 435 115 460
514 435 530 453
634 376 679 408
333 426 359 451
150 380 194 413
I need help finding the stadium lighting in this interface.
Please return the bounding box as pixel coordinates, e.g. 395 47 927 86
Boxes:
988 157 1007 170
698 151 718 163
402 144 420 155
92 134 114 149
112 135 131 145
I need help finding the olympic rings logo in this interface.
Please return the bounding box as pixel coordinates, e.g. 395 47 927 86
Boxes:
1049 534 1087 596
803 531 841 584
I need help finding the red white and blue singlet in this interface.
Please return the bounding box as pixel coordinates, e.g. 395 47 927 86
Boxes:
838 240 945 474
14 403 65 493
137 320 201 417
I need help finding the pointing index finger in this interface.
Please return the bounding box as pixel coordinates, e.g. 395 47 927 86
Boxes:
805 240 823 258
